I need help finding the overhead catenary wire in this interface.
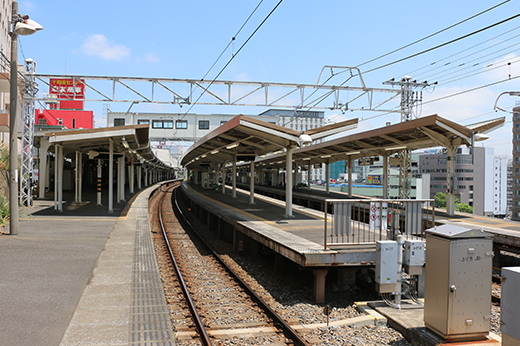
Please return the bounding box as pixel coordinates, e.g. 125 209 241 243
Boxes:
405 24 520 77
418 40 520 82
360 12 520 75
180 0 284 119
355 0 512 69
199 0 264 83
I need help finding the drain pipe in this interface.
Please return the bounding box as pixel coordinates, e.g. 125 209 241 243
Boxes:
396 235 404 308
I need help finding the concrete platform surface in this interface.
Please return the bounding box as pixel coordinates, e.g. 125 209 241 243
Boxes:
0 184 175 346
368 301 501 346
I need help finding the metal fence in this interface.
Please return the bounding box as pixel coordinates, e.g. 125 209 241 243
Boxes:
323 199 435 250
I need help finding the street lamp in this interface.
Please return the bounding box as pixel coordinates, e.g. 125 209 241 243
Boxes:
9 1 42 235
494 91 520 112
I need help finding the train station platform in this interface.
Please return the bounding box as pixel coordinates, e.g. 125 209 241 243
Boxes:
233 182 520 258
0 183 175 346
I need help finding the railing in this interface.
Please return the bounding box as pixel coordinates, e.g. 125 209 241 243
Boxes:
324 199 435 250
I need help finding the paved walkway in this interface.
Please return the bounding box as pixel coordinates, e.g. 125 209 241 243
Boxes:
0 183 175 346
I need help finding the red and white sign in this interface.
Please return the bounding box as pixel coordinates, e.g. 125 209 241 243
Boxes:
49 78 85 99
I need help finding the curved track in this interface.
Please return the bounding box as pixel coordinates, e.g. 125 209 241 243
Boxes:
151 182 311 346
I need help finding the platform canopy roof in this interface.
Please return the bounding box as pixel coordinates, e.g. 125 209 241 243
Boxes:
39 124 173 169
181 114 358 169
252 114 505 168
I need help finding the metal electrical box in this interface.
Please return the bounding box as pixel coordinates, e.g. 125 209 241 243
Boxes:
424 224 493 341
501 267 520 346
403 240 425 275
375 241 399 293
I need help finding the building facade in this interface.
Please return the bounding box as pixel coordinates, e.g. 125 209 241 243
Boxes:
419 146 506 216
107 108 328 180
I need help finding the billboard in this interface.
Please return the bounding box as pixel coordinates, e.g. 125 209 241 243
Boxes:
49 78 85 99
367 174 382 185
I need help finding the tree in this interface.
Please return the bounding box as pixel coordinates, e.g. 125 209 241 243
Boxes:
434 192 447 209
456 203 473 213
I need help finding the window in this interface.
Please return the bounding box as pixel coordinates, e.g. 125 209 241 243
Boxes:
138 119 150 125
199 120 210 130
114 118 125 126
176 120 188 129
220 120 227 125
152 120 173 129
58 118 63 125
72 119 76 129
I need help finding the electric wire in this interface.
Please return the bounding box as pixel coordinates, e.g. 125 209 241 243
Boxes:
180 0 284 119
355 0 511 69
422 74 520 106
437 56 520 86
405 24 520 77
361 12 520 75
199 0 264 83
419 40 520 82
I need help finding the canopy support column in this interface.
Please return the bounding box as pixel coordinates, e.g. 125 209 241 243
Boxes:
232 157 237 198
347 157 353 197
325 160 330 194
108 139 114 213
285 145 296 218
447 146 456 216
249 161 255 205
38 138 50 199
96 159 102 206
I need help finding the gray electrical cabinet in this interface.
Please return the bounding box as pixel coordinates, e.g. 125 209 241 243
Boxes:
424 224 493 341
403 240 425 275
501 267 520 346
375 240 399 293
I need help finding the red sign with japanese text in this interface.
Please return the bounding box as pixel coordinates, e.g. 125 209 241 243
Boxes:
49 79 85 99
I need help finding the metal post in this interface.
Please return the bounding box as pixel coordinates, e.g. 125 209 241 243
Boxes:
137 165 141 190
74 151 79 203
285 145 295 218
249 160 254 204
78 151 82 203
325 160 330 194
108 139 113 213
383 153 388 199
8 1 19 234
221 164 225 194
57 145 63 212
232 157 237 198
38 138 50 199
129 160 134 194
447 147 456 216
96 159 102 206
53 145 57 211
396 235 404 306
347 158 353 197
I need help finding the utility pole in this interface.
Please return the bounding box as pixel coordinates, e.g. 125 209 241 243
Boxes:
383 76 432 199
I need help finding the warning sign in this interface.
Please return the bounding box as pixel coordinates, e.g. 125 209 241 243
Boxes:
369 202 388 231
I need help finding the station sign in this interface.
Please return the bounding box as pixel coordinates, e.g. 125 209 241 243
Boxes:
358 158 374 166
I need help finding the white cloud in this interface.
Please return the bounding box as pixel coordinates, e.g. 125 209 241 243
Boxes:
19 1 36 11
136 53 160 64
81 34 131 61
144 53 160 63
421 85 496 123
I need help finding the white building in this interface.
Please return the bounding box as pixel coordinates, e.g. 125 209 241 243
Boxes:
107 108 328 181
488 155 508 216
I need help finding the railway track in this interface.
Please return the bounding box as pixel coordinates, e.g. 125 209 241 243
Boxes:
149 182 311 346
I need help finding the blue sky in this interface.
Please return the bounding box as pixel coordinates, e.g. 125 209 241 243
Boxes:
17 0 520 156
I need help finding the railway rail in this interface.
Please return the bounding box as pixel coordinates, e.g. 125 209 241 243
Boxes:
150 181 311 346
